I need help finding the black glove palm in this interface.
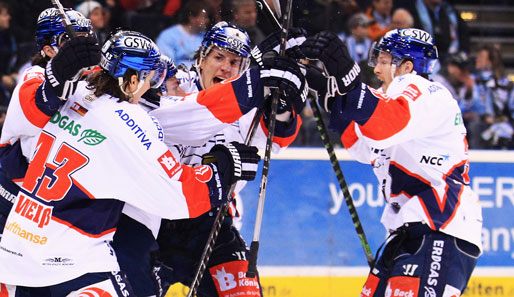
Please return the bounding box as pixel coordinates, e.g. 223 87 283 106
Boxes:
260 56 307 115
300 31 361 95
45 35 101 100
305 64 339 112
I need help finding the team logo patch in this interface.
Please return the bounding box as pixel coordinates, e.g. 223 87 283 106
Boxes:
209 261 261 297
70 102 88 116
158 151 181 178
76 287 113 297
360 274 380 297
386 276 419 297
194 165 213 183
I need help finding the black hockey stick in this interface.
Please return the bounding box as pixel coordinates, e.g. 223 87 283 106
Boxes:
256 0 374 267
256 0 280 28
187 108 263 297
246 0 293 278
307 93 374 267
50 0 77 38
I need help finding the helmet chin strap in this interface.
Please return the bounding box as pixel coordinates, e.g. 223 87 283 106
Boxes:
390 64 397 79
118 77 146 102
194 59 206 90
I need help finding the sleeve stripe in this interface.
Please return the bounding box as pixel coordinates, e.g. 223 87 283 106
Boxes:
19 78 51 128
196 81 243 124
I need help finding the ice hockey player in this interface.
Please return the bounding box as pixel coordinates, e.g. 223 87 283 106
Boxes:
0 29 261 296
0 8 97 239
301 28 482 297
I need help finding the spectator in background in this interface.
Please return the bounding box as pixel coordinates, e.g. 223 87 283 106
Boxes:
390 7 414 30
163 0 181 17
474 44 514 149
206 0 223 23
293 0 360 36
0 1 16 106
395 0 470 62
365 0 393 41
75 0 109 44
156 1 210 68
231 0 265 46
340 13 372 63
433 52 487 148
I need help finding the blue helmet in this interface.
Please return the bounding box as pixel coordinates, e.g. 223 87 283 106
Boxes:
368 28 439 74
35 8 93 50
200 21 251 71
99 30 166 89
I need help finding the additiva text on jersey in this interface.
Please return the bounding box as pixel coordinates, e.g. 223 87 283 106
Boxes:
115 109 153 150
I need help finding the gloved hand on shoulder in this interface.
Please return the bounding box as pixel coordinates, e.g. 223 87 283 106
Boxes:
45 35 101 100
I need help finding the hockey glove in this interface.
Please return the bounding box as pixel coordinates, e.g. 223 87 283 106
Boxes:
45 35 101 100
251 27 307 66
260 56 307 115
202 142 260 186
305 64 339 112
300 31 361 95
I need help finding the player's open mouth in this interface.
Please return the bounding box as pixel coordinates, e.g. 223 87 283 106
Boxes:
213 77 224 84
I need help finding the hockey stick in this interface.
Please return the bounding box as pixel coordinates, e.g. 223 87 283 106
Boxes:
187 108 264 297
255 0 374 267
50 0 77 38
246 0 293 278
307 93 374 267
256 0 280 28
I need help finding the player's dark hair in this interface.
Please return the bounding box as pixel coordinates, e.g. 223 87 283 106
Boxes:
87 69 138 102
30 52 50 67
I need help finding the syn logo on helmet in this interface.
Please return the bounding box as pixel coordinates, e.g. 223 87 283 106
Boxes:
123 36 152 50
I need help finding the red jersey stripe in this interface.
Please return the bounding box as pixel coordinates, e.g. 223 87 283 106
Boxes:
19 78 50 128
196 81 243 124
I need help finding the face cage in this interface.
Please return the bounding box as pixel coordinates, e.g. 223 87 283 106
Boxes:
140 63 167 89
368 42 404 69
50 29 95 49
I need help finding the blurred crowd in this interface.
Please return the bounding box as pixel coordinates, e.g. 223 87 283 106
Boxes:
0 0 513 149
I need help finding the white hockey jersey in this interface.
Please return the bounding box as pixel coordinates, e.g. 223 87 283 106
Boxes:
0 81 222 286
151 67 302 151
151 68 302 218
0 66 48 181
331 74 483 250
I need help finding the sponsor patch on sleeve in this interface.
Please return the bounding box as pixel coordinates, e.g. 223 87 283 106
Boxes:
360 273 380 297
194 165 213 183
158 151 181 178
386 276 420 297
